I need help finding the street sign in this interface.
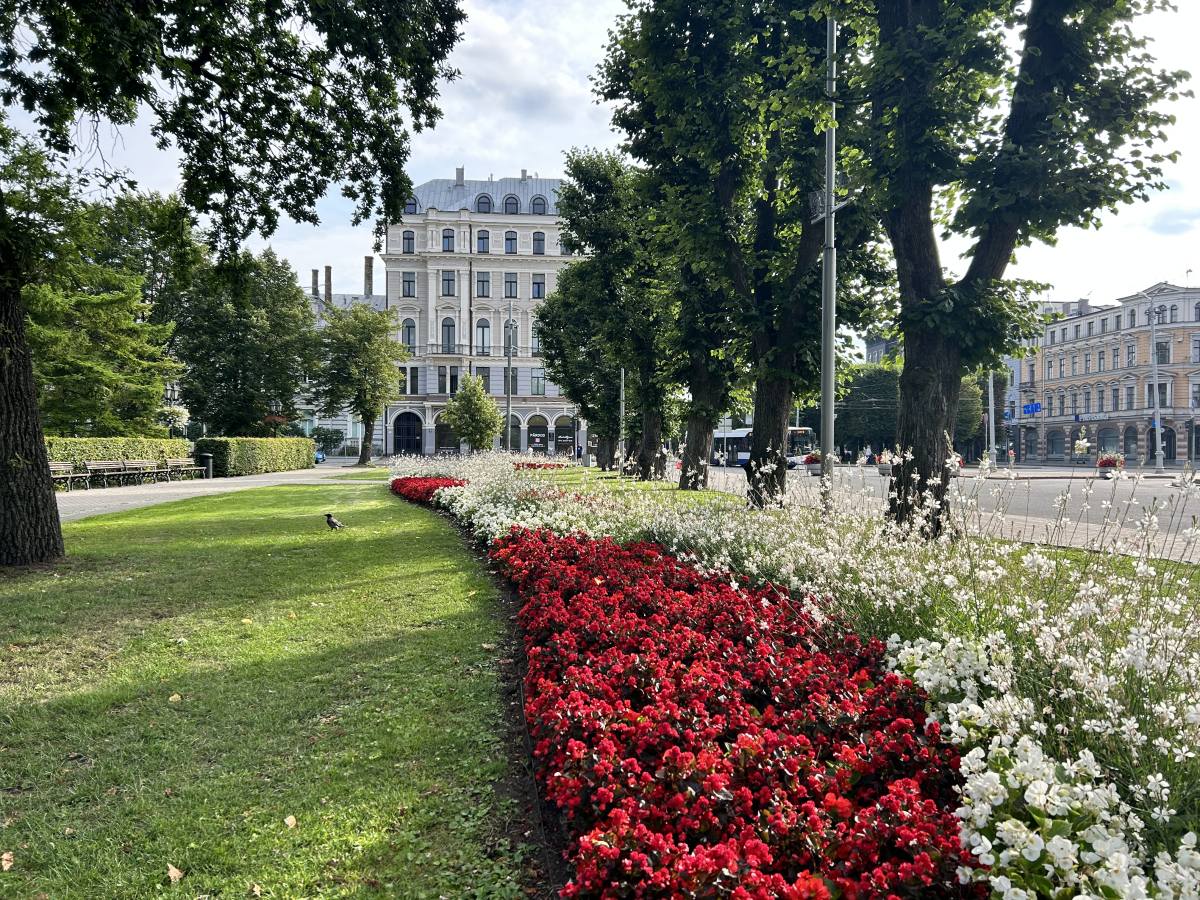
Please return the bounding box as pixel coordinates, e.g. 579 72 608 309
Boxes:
1022 402 1042 415
1003 411 1012 421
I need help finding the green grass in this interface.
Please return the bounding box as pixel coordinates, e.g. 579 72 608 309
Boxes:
0 484 535 899
329 469 392 481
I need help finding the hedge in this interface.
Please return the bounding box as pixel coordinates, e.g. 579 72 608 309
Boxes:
45 438 193 472
192 437 316 477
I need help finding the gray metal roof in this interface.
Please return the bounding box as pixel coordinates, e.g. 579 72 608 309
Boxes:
410 176 561 215
310 293 388 327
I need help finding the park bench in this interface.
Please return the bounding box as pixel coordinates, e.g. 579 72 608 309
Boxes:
124 460 171 484
84 460 140 487
49 462 90 491
166 458 205 480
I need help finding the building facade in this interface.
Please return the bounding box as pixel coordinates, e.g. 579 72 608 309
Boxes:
379 169 578 455
1014 283 1200 464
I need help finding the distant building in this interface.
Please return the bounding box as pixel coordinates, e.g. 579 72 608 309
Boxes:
864 332 901 365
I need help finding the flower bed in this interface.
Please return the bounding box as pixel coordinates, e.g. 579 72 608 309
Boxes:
514 462 567 470
389 476 466 504
492 527 972 899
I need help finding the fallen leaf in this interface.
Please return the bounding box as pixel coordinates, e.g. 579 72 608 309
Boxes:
284 814 297 828
250 883 263 898
288 612 296 619
167 862 183 883
481 644 496 650
1 851 12 870
7 645 18 653
105 788 117 796
63 827 74 836
0 819 10 828
241 618 253 625
168 694 181 703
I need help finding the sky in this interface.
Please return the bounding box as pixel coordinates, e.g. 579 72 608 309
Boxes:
8 0 1200 305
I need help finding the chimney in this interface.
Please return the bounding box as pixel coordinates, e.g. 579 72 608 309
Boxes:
311 269 319 297
1078 297 1090 315
324 266 332 305
364 256 373 296
455 166 464 186
521 168 527 182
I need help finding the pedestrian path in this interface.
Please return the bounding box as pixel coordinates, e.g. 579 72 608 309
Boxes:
56 466 361 523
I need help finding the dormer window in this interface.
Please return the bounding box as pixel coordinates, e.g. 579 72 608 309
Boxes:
404 198 418 214
531 197 547 215
504 196 519 215
476 195 492 214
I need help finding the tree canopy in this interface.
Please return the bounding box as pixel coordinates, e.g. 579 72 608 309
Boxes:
439 374 503 451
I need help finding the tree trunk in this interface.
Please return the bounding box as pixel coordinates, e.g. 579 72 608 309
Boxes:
0 282 65 566
357 418 375 466
890 329 962 528
596 436 616 471
637 409 665 481
679 415 715 490
745 375 792 507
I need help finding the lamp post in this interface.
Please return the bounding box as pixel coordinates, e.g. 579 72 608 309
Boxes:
505 297 513 451
268 399 282 438
819 15 838 487
1136 291 1166 473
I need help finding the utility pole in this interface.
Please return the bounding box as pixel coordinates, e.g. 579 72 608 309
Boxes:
619 367 626 475
987 371 996 464
819 15 838 489
505 296 513 451
1137 291 1166 473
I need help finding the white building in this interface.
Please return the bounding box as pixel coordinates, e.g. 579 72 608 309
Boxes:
379 168 579 455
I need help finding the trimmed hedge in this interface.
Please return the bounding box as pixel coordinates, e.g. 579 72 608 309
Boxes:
45 438 193 472
192 437 316 477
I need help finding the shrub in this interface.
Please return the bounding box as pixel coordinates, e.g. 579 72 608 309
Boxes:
390 477 466 504
45 437 192 471
310 426 344 453
192 437 315 477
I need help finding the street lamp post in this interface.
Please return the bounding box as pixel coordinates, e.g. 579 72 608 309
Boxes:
1136 291 1166 473
505 297 513 451
818 15 838 488
268 399 282 438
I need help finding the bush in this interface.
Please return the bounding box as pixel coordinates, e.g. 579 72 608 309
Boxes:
310 426 345 453
45 437 193 471
192 437 315 477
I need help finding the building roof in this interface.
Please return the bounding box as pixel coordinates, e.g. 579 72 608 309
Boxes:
410 175 562 215
310 293 387 327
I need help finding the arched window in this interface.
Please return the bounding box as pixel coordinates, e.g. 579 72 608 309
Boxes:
1170 304 1178 323
441 317 456 353
476 195 492 214
401 318 417 354
1194 302 1200 321
532 231 545 254
531 197 547 215
476 318 490 356
404 198 418 214
442 228 455 252
402 230 415 254
505 231 517 254
504 196 519 215
1046 430 1065 457
1155 306 1166 325
504 319 517 355
477 230 489 253
1123 426 1139 456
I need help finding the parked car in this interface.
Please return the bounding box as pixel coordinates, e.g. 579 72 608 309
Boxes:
314 450 326 464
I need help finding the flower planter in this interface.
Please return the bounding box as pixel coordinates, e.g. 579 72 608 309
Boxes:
806 462 824 476
877 463 893 476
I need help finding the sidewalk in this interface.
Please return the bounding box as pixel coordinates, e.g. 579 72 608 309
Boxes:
56 466 358 523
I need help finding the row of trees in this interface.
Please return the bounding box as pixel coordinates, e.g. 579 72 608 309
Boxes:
536 0 1186 518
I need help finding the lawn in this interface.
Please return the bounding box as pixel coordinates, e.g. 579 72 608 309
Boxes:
0 483 539 899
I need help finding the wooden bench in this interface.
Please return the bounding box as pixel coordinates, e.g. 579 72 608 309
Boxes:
85 460 139 487
166 458 205 480
125 460 171 484
49 462 90 491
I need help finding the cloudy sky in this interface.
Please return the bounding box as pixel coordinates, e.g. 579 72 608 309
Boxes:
11 0 1200 306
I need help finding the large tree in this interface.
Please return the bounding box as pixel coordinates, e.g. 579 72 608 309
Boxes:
848 0 1188 522
601 0 890 505
311 301 406 465
175 249 317 437
439 374 503 452
0 0 463 565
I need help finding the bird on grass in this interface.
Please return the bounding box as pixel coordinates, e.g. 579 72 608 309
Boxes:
324 513 346 530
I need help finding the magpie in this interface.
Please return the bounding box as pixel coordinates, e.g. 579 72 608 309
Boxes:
324 513 346 530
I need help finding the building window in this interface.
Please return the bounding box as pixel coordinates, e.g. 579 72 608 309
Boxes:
441 270 455 296
1193 383 1200 409
1057 395 1065 417
477 271 490 297
1058 357 1065 378
560 242 571 256
531 323 540 355
1114 314 1122 330
1126 345 1135 366
450 365 459 394
1154 306 1166 325
1126 385 1135 410
402 230 415 253
533 232 545 255
1046 360 1053 381
478 230 490 253
1049 331 1056 346
504 366 517 395
1148 382 1168 409
504 196 519 215
1193 337 1200 363
1070 393 1078 415
476 318 490 355
1111 346 1120 370
477 367 490 393
1096 391 1104 413
1195 303 1200 322
1087 321 1094 336
505 231 517 254
1157 341 1170 365
1071 356 1078 376
504 320 517 356
401 318 417 354
1170 304 1178 323
441 317 455 353
532 197 547 215
408 366 420 395
1101 318 1108 334
442 228 455 252
404 198 418 214
1083 352 1091 374
1112 387 1119 411
504 273 518 298
402 272 416 297
1074 324 1081 339
1047 431 1065 456
1083 390 1091 414
532 274 545 299
531 368 545 395
438 365 447 393
477 195 492 214
1097 350 1105 372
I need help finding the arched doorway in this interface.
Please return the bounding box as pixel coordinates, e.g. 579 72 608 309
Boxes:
1149 427 1177 461
434 415 460 453
1123 427 1139 457
527 415 549 454
503 415 521 451
393 412 423 455
1024 429 1037 460
1097 427 1119 454
554 416 574 456
1046 430 1065 458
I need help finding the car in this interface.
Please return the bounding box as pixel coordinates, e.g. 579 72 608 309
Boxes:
314 450 326 464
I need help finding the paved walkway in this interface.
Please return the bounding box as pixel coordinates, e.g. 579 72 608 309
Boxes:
56 466 366 523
